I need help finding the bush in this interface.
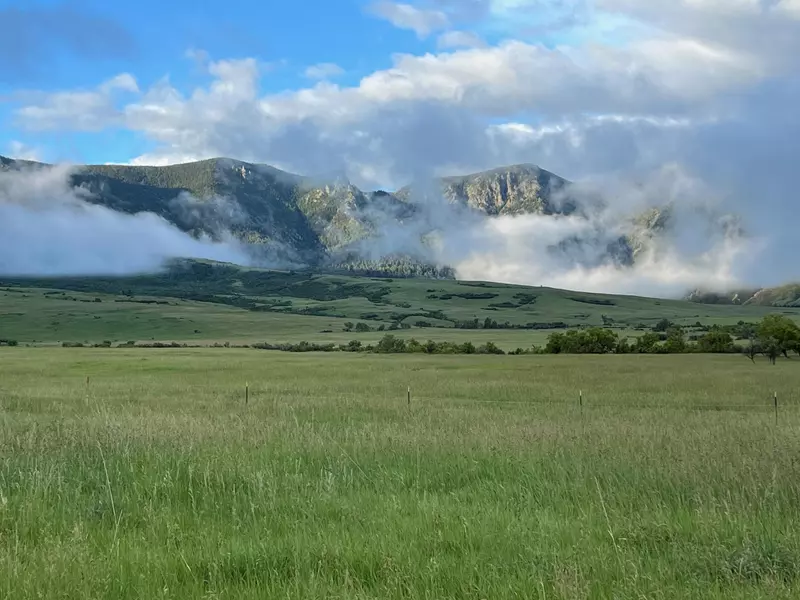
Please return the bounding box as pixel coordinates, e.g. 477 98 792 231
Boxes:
615 338 632 354
663 327 688 354
545 328 619 354
341 340 363 352
633 332 661 354
653 318 675 332
477 342 505 355
697 331 736 353
0 339 19 347
375 334 407 354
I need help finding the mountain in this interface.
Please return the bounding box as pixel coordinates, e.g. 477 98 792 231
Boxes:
396 163 574 215
687 285 800 307
0 154 701 276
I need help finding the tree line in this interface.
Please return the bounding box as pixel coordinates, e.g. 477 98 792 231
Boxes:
257 314 800 358
323 258 456 280
545 314 800 361
13 314 800 359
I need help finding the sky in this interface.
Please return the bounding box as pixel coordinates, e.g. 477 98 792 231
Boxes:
1 0 800 291
3 0 796 187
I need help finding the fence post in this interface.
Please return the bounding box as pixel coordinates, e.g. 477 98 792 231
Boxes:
246 382 249 406
580 390 583 416
408 386 411 407
774 391 778 426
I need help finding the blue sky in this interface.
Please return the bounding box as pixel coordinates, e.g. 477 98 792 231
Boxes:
2 0 423 163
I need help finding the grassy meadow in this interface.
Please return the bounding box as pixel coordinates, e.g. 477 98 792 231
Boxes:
2 347 800 599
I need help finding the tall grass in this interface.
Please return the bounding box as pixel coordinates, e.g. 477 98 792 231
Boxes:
1 349 799 598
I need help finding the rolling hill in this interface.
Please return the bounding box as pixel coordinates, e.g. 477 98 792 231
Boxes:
2 259 798 346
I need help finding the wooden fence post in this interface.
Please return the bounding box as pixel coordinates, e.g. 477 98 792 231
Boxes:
774 391 778 426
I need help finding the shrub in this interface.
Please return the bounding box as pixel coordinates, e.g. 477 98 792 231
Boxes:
634 332 661 354
545 328 619 354
697 331 736 353
477 342 505 355
653 318 675 332
375 334 407 354
459 342 476 355
663 327 688 354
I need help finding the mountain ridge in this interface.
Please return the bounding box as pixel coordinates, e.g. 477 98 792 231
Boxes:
686 285 800 308
3 154 782 301
0 154 590 263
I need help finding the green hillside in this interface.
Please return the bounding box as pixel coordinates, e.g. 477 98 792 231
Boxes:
2 260 798 346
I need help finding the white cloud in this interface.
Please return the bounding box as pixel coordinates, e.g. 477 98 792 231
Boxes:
775 0 800 18
14 73 138 131
436 30 486 49
5 141 41 161
16 33 762 142
0 165 249 276
304 62 345 80
367 1 450 37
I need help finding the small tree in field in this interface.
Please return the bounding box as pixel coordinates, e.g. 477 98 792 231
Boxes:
765 341 781 366
698 330 735 354
744 337 759 363
758 314 800 359
663 326 687 353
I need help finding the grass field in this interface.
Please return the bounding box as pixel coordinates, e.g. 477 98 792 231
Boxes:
2 347 800 599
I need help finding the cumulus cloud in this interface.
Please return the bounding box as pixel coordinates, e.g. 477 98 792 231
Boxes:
436 30 487 49
366 1 450 37
304 63 345 80
14 74 139 132
0 164 249 276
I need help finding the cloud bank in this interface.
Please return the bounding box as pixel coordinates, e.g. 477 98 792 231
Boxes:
342 163 758 297
0 165 249 276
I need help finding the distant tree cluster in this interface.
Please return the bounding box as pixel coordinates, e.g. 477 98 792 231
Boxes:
325 258 456 280
454 318 568 330
343 322 376 333
543 315 800 361
253 335 506 355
